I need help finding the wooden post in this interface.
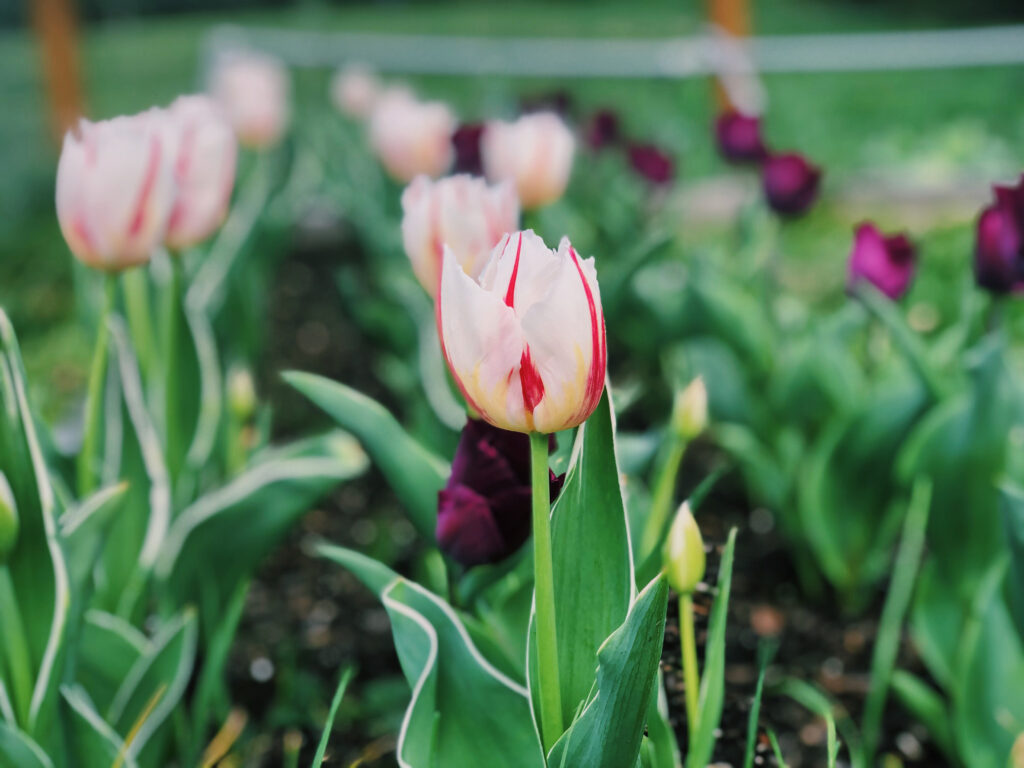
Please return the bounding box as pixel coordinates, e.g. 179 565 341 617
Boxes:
31 0 85 144
707 0 751 111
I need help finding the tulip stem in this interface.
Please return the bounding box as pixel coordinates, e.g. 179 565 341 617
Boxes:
0 565 33 728
680 592 700 736
164 256 185 487
529 431 563 752
78 274 117 497
640 434 689 564
122 266 155 383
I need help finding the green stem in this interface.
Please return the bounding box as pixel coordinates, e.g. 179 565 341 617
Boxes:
122 267 155 383
640 435 688 562
0 565 33 728
680 593 700 736
164 256 184 485
530 431 563 751
77 275 117 497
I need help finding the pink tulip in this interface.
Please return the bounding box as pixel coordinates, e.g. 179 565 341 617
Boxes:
369 89 456 182
437 230 606 434
401 174 519 296
330 63 380 120
56 110 175 271
209 52 290 149
482 113 575 209
162 95 237 250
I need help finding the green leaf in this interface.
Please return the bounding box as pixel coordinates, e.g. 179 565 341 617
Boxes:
890 671 955 761
284 371 449 540
640 684 680 768
547 575 669 768
686 528 737 768
743 640 778 768
312 667 354 767
773 679 862 768
0 721 53 768
1000 484 1024 640
154 430 366 609
75 611 150 714
61 685 137 768
59 483 129 596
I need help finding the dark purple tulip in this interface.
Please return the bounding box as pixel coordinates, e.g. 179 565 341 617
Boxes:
520 90 574 117
436 419 564 567
762 152 821 216
628 142 675 185
585 109 621 151
714 110 767 164
847 223 917 300
451 122 486 176
974 176 1024 294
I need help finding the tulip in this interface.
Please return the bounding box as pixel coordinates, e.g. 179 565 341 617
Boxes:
627 142 675 186
437 419 564 566
162 95 237 250
762 152 822 216
209 51 290 149
330 63 380 120
401 174 520 297
662 502 706 595
974 176 1024 294
437 230 606 434
847 223 917 300
585 108 621 151
715 109 767 164
672 377 708 441
56 109 175 271
451 122 486 176
368 89 456 182
482 113 575 209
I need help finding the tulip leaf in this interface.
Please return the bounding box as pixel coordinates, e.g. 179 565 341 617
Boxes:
531 388 635 729
0 722 53 768
61 685 137 768
0 308 70 743
75 611 150 714
999 483 1024 640
284 370 450 540
154 430 366 610
547 575 669 768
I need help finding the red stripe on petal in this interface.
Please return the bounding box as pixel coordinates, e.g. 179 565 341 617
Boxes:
128 136 162 239
567 246 607 425
519 346 545 414
503 232 523 308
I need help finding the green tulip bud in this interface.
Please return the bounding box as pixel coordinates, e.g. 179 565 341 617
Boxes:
662 502 705 595
227 365 257 421
0 473 18 564
671 377 708 442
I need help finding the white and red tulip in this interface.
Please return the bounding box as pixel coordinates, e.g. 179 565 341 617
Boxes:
437 230 606 434
369 89 456 182
401 174 520 296
331 63 381 120
209 52 290 149
56 110 175 271
481 112 575 209
162 95 237 250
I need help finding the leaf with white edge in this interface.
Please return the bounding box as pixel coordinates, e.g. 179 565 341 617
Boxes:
284 371 449 539
60 483 129 596
155 430 367 609
0 308 70 742
316 541 400 597
61 685 138 768
75 610 151 715
547 575 669 768
0 721 53 768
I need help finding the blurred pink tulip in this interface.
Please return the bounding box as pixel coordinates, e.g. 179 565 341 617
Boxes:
162 95 237 250
401 174 519 296
209 52 290 149
438 230 606 434
331 63 380 120
369 89 456 182
482 112 575 209
56 110 175 271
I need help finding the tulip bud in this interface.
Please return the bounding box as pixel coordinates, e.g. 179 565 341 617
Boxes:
162 95 238 250
451 123 486 176
0 473 18 564
227 364 257 421
368 89 456 182
662 502 705 595
209 51 290 149
330 63 380 120
762 152 821 217
482 113 575 209
974 176 1024 294
438 230 607 434
56 110 175 271
715 109 768 164
401 174 520 297
437 419 564 566
672 378 708 441
585 109 621 151
847 222 917 300
627 142 675 186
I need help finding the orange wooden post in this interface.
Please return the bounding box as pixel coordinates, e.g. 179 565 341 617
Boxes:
707 0 751 111
31 0 86 144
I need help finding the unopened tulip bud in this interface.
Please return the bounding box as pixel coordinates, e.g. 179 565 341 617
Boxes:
974 176 1024 294
762 152 821 217
227 365 257 421
715 109 767 164
585 109 621 151
438 230 607 434
662 502 705 595
0 473 18 563
451 122 486 176
672 378 708 441
330 63 380 120
210 51 290 149
482 113 575 209
162 95 237 250
847 222 917 300
401 174 519 296
369 89 456 182
56 110 175 271
627 142 675 186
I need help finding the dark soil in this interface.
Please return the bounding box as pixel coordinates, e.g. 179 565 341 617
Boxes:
230 224 948 766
